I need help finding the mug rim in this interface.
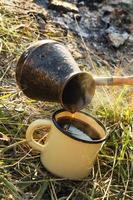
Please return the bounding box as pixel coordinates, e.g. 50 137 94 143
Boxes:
52 109 107 144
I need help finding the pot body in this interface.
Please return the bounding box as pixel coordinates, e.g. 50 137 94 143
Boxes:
16 40 95 112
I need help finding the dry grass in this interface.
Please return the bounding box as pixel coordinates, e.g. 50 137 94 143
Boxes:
0 1 133 200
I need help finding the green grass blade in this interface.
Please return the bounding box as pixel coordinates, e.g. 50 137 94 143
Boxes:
0 176 22 200
33 181 49 200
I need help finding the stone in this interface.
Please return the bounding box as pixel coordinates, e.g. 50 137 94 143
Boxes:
129 35 133 42
49 0 79 13
108 32 129 48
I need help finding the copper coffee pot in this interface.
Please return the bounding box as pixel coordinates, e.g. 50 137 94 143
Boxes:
16 40 133 112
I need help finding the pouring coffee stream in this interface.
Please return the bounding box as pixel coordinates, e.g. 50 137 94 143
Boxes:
16 39 133 113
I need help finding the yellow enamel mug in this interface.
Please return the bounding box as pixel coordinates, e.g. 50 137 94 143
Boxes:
26 109 107 180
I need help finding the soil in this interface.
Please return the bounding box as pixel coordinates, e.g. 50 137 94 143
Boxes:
34 0 133 75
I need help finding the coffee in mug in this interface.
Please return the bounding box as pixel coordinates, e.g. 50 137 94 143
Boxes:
57 117 101 141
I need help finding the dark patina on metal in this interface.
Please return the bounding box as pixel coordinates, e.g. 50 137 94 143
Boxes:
16 40 95 112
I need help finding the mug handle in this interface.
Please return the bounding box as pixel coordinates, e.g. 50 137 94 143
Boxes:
26 119 52 152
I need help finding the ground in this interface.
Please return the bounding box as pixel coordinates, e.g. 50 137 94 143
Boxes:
0 0 133 199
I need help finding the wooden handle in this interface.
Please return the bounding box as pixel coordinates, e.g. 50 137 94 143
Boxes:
94 76 133 86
